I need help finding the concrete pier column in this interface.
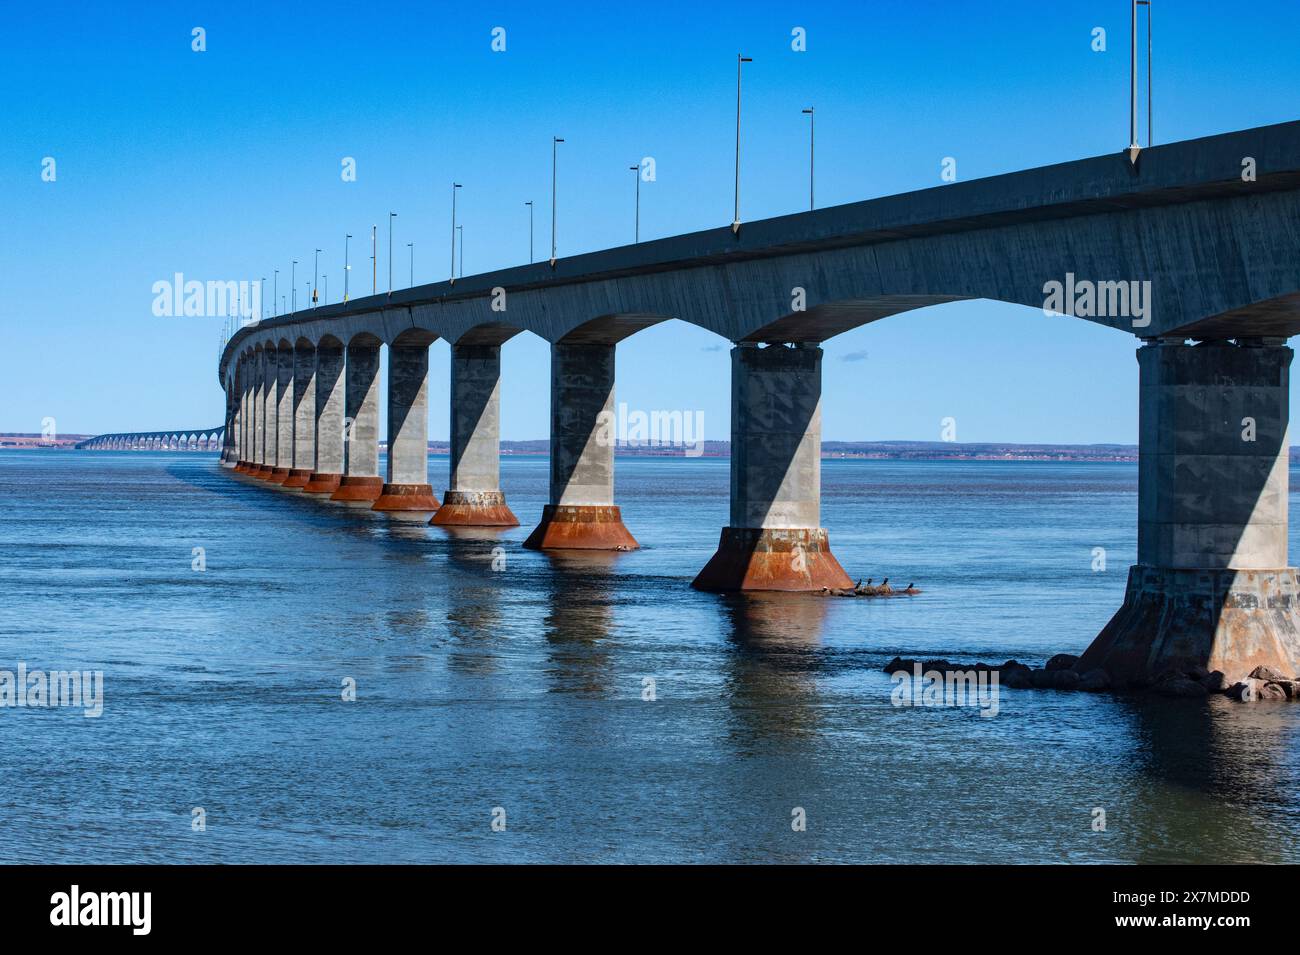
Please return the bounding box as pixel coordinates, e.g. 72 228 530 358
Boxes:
431 343 519 526
373 338 440 511
221 379 238 466
234 359 250 471
331 340 384 502
523 342 637 550
304 341 344 495
283 342 316 487
692 343 851 591
251 351 271 477
239 360 254 470
268 346 294 483
257 348 280 478
1081 339 1300 686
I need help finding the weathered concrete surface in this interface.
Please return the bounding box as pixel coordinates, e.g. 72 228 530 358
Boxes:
694 344 851 592
523 504 638 551
284 342 316 487
432 344 518 526
220 121 1300 385
221 374 238 466
1080 567 1300 686
523 343 637 549
1080 341 1300 685
234 358 251 470
373 337 440 511
268 345 294 483
304 341 344 494
254 349 274 477
331 341 382 502
432 490 518 527
1136 341 1290 569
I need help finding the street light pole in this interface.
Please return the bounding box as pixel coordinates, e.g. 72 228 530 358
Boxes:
259 276 265 321
457 225 463 278
388 213 396 294
1145 0 1152 146
1128 1 1153 159
551 136 564 265
1129 0 1137 154
802 107 815 211
525 201 533 263
344 234 351 303
371 225 377 294
629 164 640 243
734 54 752 233
291 260 297 312
450 183 461 282
313 248 321 307
273 269 279 316
407 242 413 287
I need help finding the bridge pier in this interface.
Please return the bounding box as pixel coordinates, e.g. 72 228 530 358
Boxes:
283 343 315 487
235 358 251 471
373 339 440 512
304 342 344 494
693 343 852 592
221 379 238 466
268 347 294 483
331 341 383 502
524 342 638 550
252 351 272 477
432 344 518 526
1081 340 1300 686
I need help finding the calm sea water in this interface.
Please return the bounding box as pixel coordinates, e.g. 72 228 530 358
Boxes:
1 450 1298 864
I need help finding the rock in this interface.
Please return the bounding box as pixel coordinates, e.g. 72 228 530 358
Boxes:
1201 671 1227 693
1186 665 1210 683
1260 682 1289 701
883 657 912 674
1030 669 1055 689
1002 668 1033 689
1078 669 1111 692
1152 677 1208 698
1045 654 1080 672
1050 669 1081 691
1230 677 1289 702
1272 680 1300 699
1248 665 1291 683
999 660 1032 681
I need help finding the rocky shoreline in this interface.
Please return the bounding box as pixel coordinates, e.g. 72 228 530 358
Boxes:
883 655 1300 703
824 579 921 598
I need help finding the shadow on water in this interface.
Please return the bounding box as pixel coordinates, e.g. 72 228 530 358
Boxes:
1114 694 1300 862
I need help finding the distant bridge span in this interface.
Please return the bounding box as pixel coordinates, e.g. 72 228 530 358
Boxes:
216 121 1300 690
78 428 224 451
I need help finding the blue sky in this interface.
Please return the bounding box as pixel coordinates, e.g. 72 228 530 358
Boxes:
3 0 1298 442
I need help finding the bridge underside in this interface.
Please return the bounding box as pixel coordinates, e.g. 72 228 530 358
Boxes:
210 120 1300 693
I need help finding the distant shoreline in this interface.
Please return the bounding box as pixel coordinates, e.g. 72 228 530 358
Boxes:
1 433 1141 462
14 434 1300 465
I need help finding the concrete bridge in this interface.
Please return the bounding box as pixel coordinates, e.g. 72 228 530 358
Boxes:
217 120 1300 688
78 428 224 451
